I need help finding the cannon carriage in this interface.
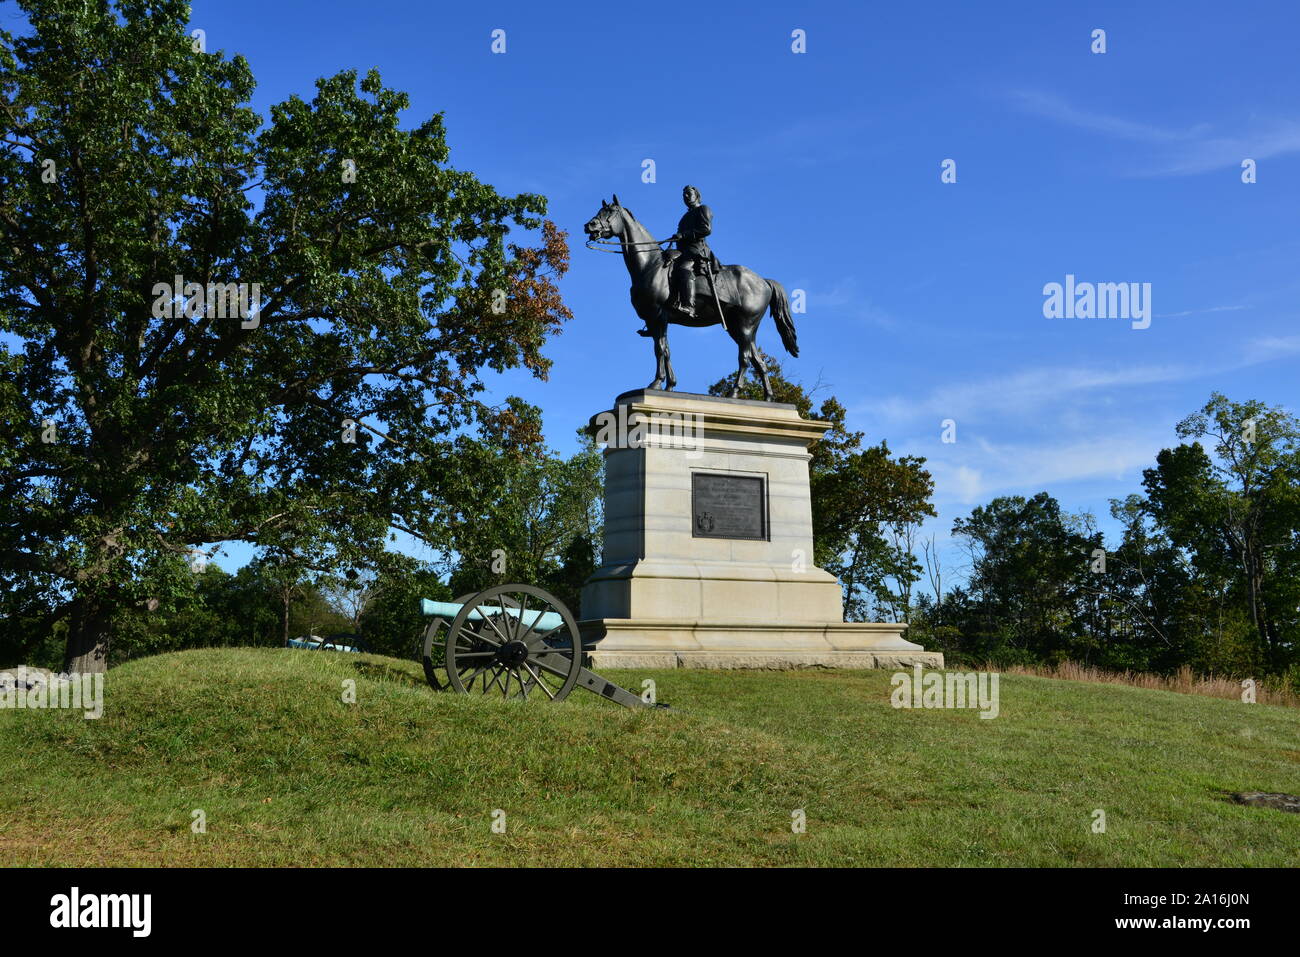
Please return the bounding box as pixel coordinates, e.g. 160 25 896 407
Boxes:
419 583 661 710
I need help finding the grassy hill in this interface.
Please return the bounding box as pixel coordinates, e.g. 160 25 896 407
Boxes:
2 647 1297 866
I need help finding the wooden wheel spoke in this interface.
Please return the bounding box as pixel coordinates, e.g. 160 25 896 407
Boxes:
491 596 512 642
528 664 552 690
460 662 493 688
514 593 531 641
483 666 508 695
459 622 503 649
480 614 512 646
523 662 557 700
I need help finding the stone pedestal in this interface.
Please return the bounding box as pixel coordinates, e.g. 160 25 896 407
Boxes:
578 390 943 670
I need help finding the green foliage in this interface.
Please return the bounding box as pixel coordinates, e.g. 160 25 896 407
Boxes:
432 424 603 613
0 0 572 670
819 443 936 622
77 559 355 666
949 493 1101 661
356 554 450 659
1144 393 1300 672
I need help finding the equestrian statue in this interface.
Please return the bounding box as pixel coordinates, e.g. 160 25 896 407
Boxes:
583 186 798 401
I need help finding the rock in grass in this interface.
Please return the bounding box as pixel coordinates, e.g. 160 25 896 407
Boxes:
1232 792 1300 813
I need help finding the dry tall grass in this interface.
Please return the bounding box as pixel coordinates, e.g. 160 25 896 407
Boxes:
982 661 1300 709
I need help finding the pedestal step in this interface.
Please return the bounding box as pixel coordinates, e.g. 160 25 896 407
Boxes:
580 618 945 670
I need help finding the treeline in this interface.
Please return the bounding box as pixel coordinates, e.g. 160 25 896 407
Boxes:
3 430 602 671
8 556 441 667
718 369 1298 686
5 360 1292 689
905 394 1298 686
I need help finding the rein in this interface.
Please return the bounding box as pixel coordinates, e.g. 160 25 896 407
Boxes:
584 237 672 253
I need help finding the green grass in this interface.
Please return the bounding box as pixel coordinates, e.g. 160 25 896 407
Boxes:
2 647 1298 866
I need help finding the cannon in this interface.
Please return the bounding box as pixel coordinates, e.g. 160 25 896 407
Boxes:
418 583 661 710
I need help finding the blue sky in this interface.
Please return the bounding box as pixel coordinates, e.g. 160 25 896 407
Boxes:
17 0 1300 578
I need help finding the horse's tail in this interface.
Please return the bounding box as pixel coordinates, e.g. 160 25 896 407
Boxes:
766 279 799 357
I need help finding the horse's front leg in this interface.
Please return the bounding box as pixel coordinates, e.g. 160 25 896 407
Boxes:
646 322 667 390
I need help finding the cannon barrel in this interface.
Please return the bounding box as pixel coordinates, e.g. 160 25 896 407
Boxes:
419 597 563 634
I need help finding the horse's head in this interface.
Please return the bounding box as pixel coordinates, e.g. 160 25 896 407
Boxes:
583 195 626 242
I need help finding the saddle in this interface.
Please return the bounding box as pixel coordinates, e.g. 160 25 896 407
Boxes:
661 249 722 274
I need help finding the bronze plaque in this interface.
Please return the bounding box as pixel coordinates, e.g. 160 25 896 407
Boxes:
692 473 767 540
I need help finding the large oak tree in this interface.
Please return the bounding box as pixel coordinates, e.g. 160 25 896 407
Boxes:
1142 393 1300 672
0 0 571 671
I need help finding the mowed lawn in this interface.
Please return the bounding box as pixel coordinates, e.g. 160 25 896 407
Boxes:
2 647 1297 866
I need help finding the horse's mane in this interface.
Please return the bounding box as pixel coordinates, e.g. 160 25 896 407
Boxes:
616 204 656 241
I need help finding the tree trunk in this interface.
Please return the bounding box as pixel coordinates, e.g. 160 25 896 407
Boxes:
63 598 111 674
1241 543 1279 670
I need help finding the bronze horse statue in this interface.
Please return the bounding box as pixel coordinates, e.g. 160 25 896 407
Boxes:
583 196 798 400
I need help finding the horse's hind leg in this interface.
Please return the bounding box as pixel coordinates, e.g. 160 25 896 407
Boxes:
729 341 748 398
748 348 773 401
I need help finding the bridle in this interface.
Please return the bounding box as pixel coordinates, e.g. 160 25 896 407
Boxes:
584 207 671 253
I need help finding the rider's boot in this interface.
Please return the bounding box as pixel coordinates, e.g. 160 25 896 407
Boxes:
676 272 697 318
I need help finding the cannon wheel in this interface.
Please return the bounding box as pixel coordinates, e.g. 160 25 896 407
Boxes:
444 584 583 701
421 592 519 692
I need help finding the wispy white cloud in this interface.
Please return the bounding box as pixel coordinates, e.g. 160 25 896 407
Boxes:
861 335 1297 430
1009 90 1206 144
866 334 1297 508
1156 304 1248 318
927 433 1164 506
1242 334 1300 363
1157 121 1300 176
1008 90 1300 176
860 363 1191 427
814 277 901 329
